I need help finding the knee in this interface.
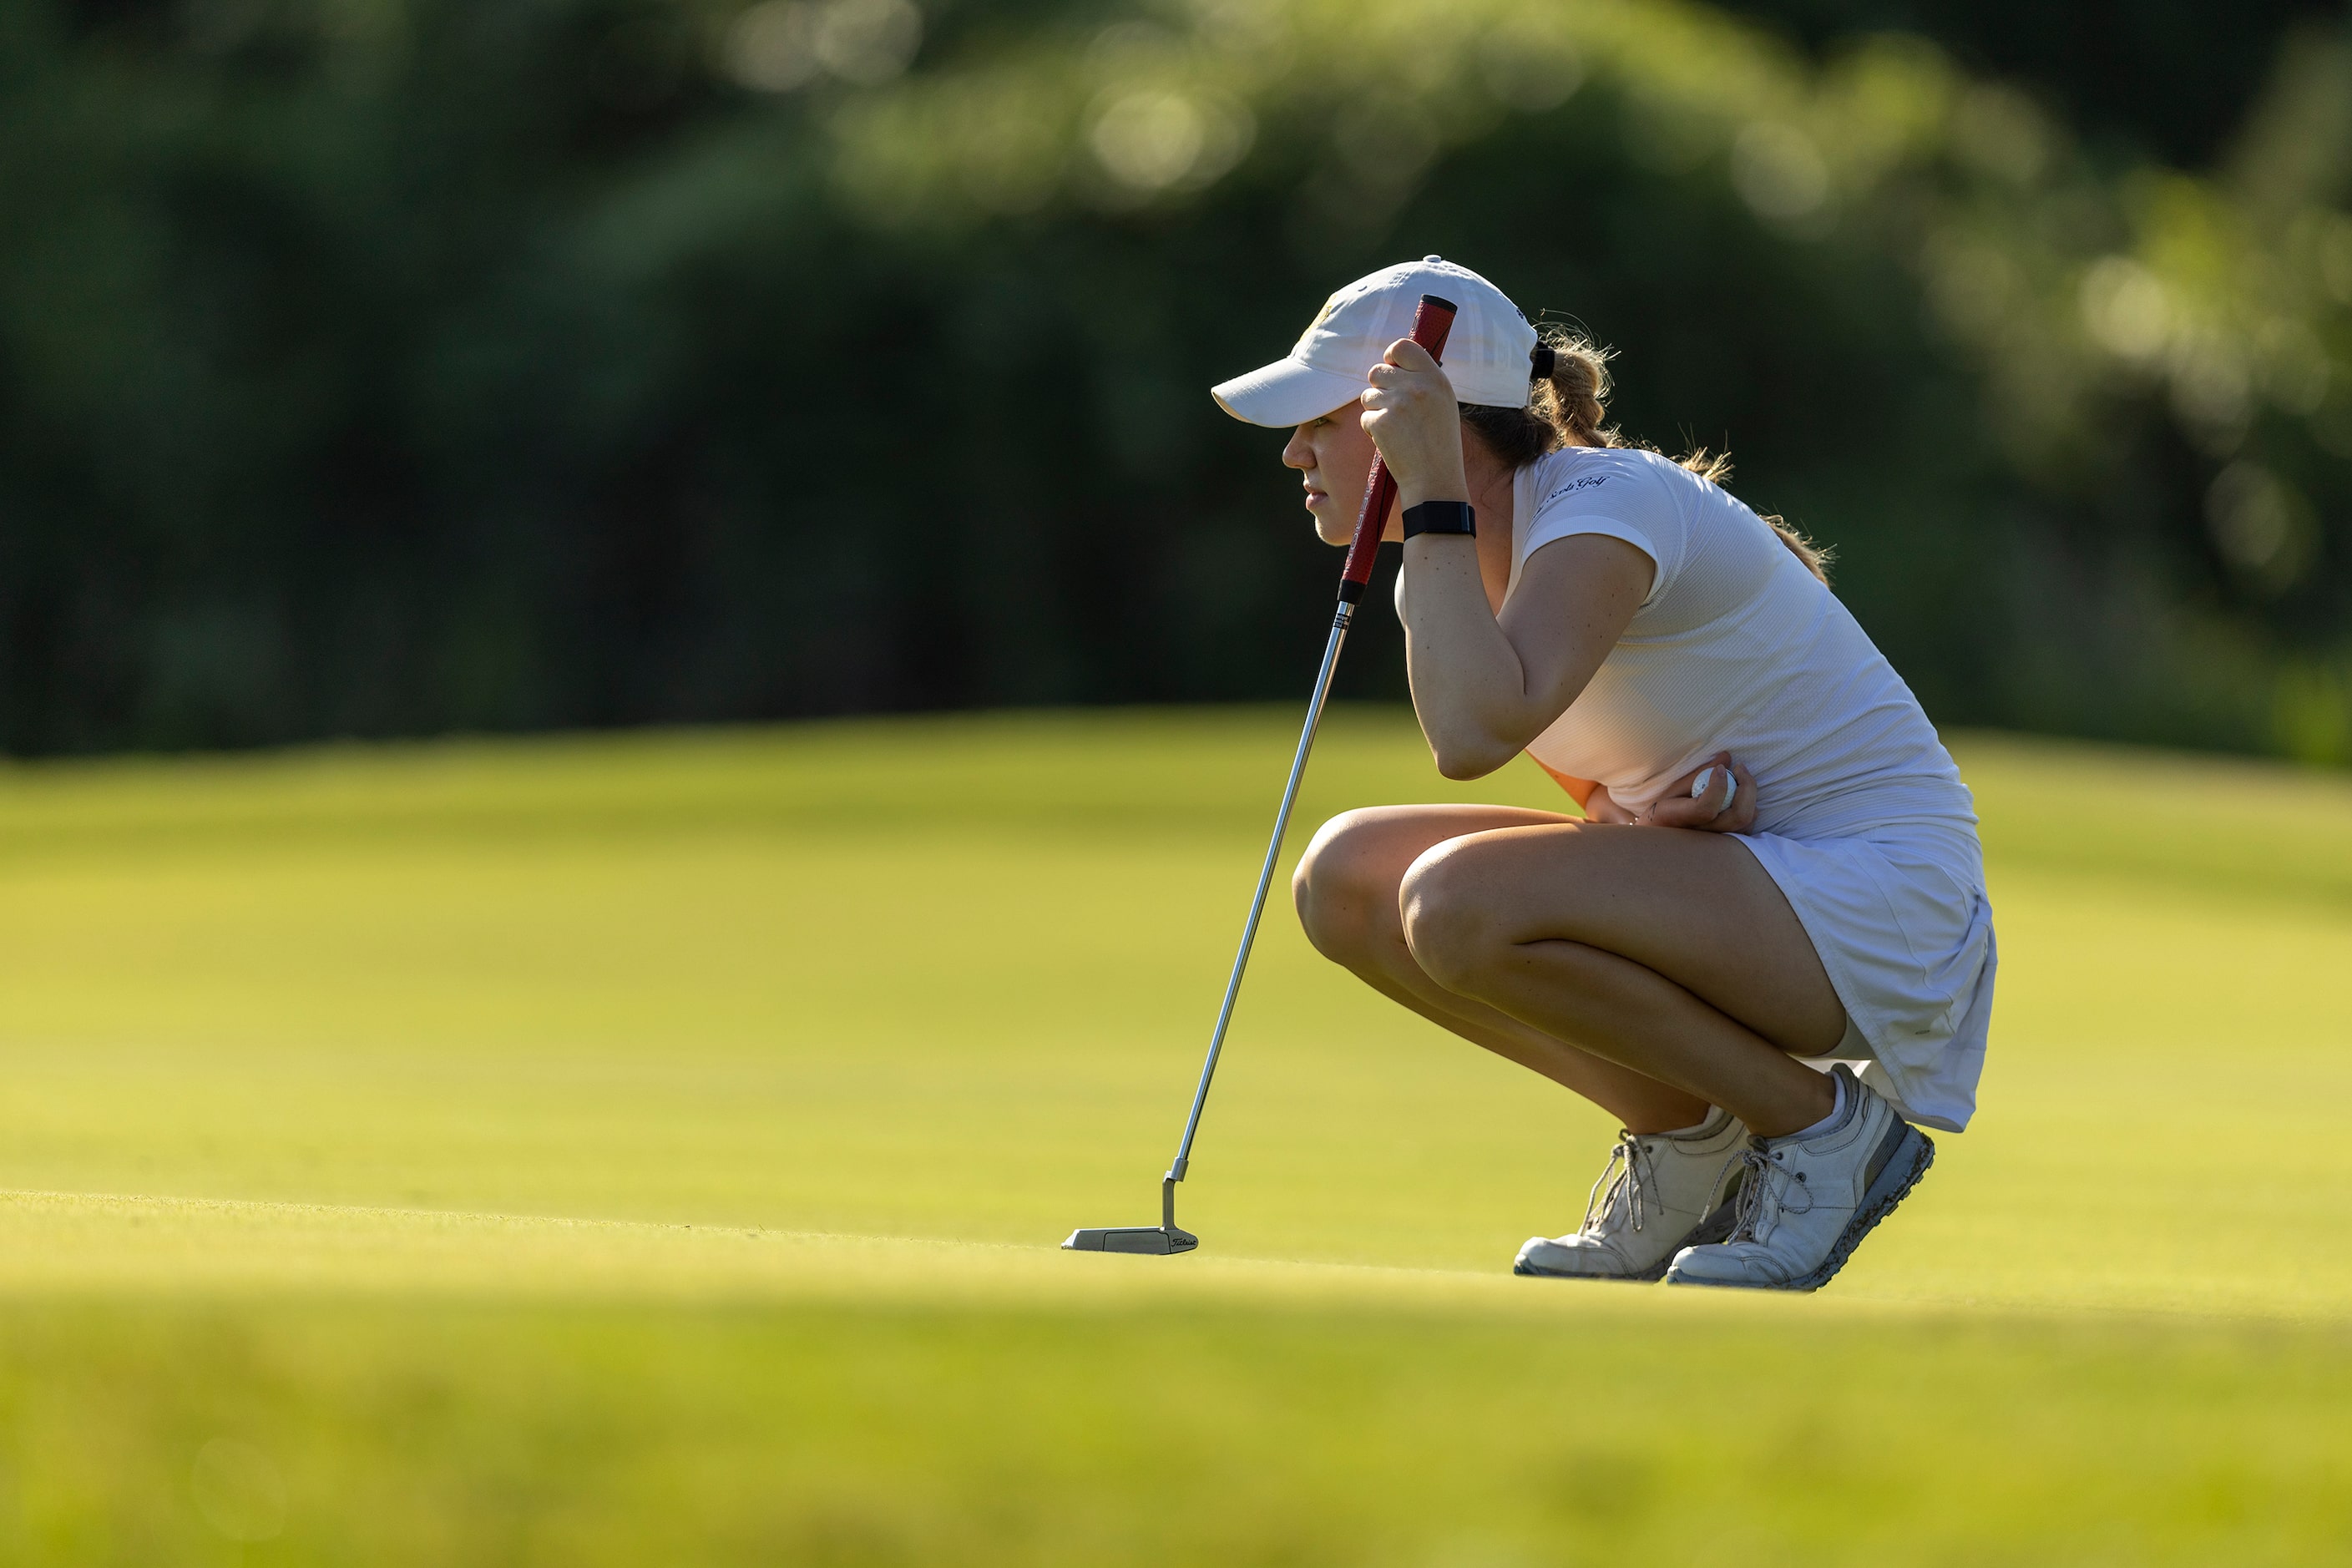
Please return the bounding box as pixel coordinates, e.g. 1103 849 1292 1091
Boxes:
1397 839 1509 996
1292 809 1396 964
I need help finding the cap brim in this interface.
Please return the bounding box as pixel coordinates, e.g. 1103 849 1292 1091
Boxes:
1209 358 1368 427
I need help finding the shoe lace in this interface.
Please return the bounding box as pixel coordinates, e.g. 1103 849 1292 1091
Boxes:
1582 1131 1656 1237
1722 1143 1815 1246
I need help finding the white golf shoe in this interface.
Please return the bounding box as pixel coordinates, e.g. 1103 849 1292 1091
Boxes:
1514 1107 1748 1282
1664 1065 1935 1292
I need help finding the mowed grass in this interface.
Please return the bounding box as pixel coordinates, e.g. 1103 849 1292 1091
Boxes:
0 708 2348 1563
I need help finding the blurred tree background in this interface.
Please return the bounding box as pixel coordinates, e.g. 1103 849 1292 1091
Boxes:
4 0 2352 760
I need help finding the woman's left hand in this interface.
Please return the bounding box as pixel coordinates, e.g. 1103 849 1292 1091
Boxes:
1360 338 1469 507
1642 753 1757 832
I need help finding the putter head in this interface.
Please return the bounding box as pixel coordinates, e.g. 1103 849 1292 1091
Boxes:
1061 1225 1199 1255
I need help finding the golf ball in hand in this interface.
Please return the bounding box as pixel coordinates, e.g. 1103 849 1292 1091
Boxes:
1692 766 1737 814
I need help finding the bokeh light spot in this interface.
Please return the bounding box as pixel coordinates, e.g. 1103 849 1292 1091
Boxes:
2079 256 2172 362
1478 32 1583 113
1951 83 2050 184
723 2 819 92
1090 89 1252 194
812 0 923 87
723 0 919 92
2208 462 2317 591
1731 123 1829 221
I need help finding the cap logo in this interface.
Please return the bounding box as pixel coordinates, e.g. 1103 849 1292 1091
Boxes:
1292 291 1346 354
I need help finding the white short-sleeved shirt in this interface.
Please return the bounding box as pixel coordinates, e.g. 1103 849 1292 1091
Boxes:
1484 445 1976 840
1393 445 1997 1130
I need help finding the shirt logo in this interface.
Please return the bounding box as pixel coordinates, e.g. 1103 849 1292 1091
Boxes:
1541 474 1614 506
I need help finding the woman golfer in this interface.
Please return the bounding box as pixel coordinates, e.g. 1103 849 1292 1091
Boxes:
1211 257 1995 1290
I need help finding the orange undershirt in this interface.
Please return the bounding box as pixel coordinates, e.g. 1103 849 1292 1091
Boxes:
1531 757 1598 814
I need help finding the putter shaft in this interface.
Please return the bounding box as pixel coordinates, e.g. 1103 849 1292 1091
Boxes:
1075 294 1456 1255
1165 599 1356 1184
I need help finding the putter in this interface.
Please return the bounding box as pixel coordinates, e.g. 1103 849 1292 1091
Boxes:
1065 294 1459 1256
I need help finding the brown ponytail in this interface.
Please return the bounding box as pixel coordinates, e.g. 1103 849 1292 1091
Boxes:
1533 333 1615 448
1458 327 1834 584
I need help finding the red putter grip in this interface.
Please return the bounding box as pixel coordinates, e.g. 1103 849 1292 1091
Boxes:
1338 294 1459 601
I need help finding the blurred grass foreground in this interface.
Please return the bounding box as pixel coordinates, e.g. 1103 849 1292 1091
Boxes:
6 0 2352 759
2 708 2350 1561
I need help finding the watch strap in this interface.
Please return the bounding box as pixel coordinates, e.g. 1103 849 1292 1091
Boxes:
1402 500 1475 539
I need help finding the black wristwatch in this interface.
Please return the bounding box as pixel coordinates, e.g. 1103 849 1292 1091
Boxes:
1402 500 1475 539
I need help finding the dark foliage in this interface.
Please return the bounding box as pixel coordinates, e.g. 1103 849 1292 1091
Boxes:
0 0 2343 758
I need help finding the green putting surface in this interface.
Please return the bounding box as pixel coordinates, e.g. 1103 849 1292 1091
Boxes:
0 709 2346 1561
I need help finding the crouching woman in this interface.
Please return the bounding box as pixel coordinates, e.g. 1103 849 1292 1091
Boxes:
1210 258 1994 1289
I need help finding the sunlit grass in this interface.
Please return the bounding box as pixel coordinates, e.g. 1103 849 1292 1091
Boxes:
0 709 2346 1561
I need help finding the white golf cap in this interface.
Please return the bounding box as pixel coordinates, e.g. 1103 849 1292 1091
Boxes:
1211 256 1540 427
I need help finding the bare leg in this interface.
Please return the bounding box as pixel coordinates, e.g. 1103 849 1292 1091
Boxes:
1398 821 1844 1136
1295 806 1710 1132
1294 807 1846 1136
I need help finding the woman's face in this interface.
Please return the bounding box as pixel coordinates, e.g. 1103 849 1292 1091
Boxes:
1282 402 1385 547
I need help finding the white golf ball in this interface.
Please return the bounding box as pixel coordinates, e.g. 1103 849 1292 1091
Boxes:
1692 766 1736 813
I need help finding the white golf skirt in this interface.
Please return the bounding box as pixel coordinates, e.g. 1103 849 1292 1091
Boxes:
1735 820 1995 1133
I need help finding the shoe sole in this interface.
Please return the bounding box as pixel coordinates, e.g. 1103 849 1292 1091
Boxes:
1665 1120 1936 1293
1512 1196 1744 1283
